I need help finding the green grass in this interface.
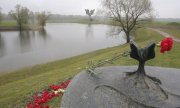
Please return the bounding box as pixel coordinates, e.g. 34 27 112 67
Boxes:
161 29 180 38
150 21 180 39
0 28 180 107
0 21 17 27
147 21 168 27
167 22 180 26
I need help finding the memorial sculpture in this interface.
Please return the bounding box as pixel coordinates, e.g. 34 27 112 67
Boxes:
85 9 95 21
61 41 180 108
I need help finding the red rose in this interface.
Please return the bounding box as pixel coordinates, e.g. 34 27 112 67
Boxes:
39 105 44 108
26 79 71 108
27 103 33 108
50 84 56 90
160 37 173 53
52 92 59 97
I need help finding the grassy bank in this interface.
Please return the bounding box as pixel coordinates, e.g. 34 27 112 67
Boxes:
0 21 18 31
161 29 180 38
151 22 180 39
0 21 43 31
0 21 17 27
0 28 180 107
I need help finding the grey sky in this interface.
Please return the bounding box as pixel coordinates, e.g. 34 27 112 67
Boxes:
0 0 180 18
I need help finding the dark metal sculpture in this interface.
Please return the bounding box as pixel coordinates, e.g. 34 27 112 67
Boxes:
61 41 180 108
85 9 95 21
130 41 155 75
127 41 161 84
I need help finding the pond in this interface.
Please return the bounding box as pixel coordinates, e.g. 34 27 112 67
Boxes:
0 23 126 72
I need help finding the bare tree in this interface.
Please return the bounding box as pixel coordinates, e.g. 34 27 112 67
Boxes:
29 11 35 25
9 5 31 30
36 11 50 27
102 0 153 43
85 9 95 21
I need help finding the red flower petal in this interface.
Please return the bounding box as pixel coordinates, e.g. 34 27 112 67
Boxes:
45 105 49 108
52 92 59 97
160 37 173 53
27 103 33 108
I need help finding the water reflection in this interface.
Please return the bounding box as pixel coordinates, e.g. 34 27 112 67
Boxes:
32 31 35 37
38 28 48 37
0 23 126 72
38 28 50 45
18 31 32 53
106 26 127 44
106 26 133 41
85 24 93 39
107 26 123 37
17 29 49 53
0 33 5 57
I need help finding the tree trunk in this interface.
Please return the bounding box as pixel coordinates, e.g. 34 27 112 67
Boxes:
125 31 130 43
19 24 22 31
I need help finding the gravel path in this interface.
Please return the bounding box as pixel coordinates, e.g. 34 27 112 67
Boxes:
149 28 180 43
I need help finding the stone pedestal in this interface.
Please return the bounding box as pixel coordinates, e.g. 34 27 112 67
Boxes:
61 66 180 108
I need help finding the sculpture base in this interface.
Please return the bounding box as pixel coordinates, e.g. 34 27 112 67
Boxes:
61 66 180 108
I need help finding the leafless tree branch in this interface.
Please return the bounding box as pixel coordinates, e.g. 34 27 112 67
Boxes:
102 0 153 43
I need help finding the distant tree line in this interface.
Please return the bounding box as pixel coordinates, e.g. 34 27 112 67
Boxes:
0 0 154 43
0 4 50 30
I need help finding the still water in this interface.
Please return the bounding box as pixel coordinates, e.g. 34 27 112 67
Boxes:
0 23 126 72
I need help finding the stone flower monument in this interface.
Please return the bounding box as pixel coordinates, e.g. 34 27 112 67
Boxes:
61 41 180 108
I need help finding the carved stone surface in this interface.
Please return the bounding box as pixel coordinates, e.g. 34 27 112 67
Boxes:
61 66 180 108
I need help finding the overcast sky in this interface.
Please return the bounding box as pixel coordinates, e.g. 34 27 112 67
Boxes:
0 0 180 18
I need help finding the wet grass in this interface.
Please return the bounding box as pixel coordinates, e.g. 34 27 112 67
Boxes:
0 28 179 107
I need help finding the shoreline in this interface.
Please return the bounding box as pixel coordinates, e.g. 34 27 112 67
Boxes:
0 26 43 31
0 28 180 107
0 20 113 32
0 44 125 74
